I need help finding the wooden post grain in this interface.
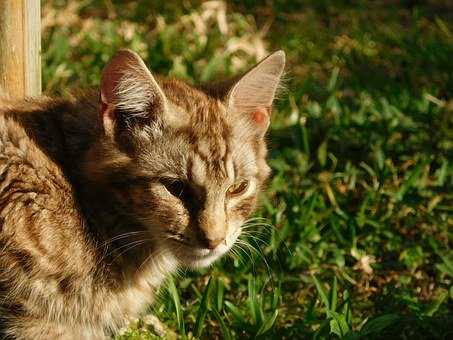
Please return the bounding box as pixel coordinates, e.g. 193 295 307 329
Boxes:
0 0 41 99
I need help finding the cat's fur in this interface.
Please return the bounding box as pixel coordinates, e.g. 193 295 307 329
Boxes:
0 49 285 339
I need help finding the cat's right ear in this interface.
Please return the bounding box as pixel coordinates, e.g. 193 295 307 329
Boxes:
100 49 167 137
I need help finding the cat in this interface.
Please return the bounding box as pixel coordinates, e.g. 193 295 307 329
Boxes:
0 49 285 339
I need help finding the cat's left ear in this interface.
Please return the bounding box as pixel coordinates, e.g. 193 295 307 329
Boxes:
227 51 285 135
100 49 167 137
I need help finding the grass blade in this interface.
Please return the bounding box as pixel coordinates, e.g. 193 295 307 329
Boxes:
359 314 401 336
193 277 212 338
167 277 186 337
312 276 330 310
330 276 338 312
225 301 246 325
212 308 232 340
256 309 279 336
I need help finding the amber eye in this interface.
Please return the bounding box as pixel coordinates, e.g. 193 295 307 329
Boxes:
227 180 249 196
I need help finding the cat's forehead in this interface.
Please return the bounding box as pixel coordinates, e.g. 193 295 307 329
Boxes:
136 116 257 183
185 121 260 184
161 78 233 157
136 78 259 181
159 77 218 114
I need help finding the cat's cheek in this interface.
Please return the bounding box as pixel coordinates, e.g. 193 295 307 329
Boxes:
140 187 190 232
230 196 257 221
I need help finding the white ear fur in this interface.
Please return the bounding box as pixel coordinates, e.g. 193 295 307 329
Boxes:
100 49 167 119
228 50 285 114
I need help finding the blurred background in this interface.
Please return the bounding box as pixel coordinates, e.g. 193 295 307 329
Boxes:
42 1 452 339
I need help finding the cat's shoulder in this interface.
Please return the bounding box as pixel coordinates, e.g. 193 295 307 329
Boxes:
0 96 80 233
0 96 62 165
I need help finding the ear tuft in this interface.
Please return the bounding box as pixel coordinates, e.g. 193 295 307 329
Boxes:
100 49 166 120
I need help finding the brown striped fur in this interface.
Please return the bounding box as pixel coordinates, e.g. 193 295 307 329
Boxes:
0 50 285 339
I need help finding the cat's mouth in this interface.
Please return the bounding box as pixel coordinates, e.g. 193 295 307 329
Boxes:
164 227 242 268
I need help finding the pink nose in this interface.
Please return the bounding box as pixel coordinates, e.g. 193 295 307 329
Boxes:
206 237 225 249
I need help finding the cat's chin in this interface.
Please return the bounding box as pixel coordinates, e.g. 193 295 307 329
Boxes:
183 255 219 268
173 244 230 269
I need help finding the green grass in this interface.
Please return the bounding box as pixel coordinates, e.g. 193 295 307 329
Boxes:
42 1 453 338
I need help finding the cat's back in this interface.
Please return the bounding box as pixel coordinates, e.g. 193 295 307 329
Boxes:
0 96 93 299
0 97 103 338
0 97 75 233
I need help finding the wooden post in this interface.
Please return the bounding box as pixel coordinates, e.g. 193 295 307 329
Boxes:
0 0 41 99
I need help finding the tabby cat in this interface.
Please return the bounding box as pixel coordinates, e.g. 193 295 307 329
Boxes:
0 49 285 339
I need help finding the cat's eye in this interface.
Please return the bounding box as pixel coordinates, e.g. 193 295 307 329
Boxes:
160 178 189 198
227 180 249 197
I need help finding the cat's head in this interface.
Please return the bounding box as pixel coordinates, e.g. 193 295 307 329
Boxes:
91 49 284 268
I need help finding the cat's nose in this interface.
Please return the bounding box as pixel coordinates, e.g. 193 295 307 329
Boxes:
205 237 225 250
